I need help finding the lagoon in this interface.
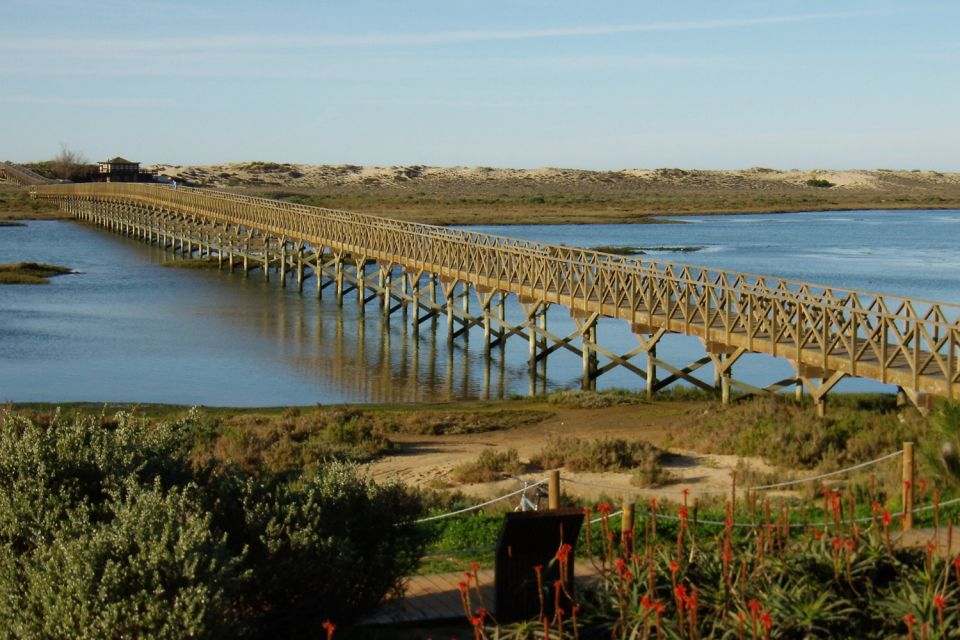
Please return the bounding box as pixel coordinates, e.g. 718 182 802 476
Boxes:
1 210 958 405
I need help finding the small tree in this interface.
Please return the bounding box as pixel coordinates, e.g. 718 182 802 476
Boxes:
50 144 91 181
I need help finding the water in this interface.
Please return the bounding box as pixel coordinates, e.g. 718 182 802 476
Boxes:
1 210 958 405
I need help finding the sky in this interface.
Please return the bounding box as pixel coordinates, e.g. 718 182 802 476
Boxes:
1 1 958 170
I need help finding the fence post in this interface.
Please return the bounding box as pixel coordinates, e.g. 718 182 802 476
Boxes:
622 502 635 537
548 470 560 510
903 441 915 531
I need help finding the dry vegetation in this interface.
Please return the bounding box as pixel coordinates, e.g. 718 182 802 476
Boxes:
0 262 72 284
150 163 960 225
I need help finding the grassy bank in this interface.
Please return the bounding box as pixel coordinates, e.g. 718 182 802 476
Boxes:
0 262 72 284
0 184 65 220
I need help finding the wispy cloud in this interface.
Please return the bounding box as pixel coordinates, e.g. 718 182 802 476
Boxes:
0 95 170 107
0 11 866 55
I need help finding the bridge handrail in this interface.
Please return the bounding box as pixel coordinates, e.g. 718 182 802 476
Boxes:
37 181 960 316
33 182 960 392
1 161 55 186
31 182 960 335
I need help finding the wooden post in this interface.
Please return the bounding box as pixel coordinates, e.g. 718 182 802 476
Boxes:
621 502 635 538
548 470 560 510
903 441 915 531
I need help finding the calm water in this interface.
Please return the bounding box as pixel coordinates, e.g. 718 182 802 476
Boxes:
1 210 958 405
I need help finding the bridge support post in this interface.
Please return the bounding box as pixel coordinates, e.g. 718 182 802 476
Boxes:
646 343 657 400
410 272 421 335
798 366 846 418
296 244 304 292
335 256 345 304
262 239 270 281
444 280 458 343
279 242 287 287
707 344 745 405
355 260 367 314
383 266 393 317
577 314 598 390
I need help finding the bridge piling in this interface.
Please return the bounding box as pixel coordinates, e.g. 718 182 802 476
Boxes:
27 178 959 413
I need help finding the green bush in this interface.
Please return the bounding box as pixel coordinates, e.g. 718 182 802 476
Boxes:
531 436 665 474
451 448 525 483
0 410 426 638
806 178 835 188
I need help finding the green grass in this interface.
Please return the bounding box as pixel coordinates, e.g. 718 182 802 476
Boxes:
162 258 222 269
0 262 72 285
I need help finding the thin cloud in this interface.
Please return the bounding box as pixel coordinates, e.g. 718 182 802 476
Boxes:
0 11 867 55
0 95 170 107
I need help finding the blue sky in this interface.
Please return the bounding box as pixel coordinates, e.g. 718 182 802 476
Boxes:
2 1 958 169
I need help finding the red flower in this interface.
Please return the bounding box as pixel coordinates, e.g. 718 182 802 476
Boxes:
471 562 479 573
760 611 773 631
934 594 947 611
641 595 653 611
678 505 689 521
470 616 483 627
597 502 612 515
748 598 762 614
322 620 336 640
669 560 680 575
882 508 892 526
674 584 689 608
555 543 572 563
871 501 882 514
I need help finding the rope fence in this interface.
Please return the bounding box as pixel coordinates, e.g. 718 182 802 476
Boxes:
561 448 904 497
411 442 953 561
412 481 546 524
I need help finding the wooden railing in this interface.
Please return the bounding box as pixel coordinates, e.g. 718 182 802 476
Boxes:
0 162 55 186
31 181 960 400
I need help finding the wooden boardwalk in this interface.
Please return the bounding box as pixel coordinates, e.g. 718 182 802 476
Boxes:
364 564 602 625
3 167 955 412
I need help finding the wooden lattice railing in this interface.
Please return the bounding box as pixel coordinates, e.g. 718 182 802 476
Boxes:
31 182 960 399
0 161 55 186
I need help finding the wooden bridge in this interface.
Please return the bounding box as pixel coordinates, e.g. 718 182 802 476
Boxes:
4 162 958 413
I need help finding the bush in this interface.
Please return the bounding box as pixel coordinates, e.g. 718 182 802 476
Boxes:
531 436 666 476
806 178 835 188
0 410 426 637
451 448 525 483
545 389 647 408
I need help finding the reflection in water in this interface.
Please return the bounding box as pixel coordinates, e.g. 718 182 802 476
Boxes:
2 210 959 405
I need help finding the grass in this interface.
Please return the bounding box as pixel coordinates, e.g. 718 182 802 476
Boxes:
4 403 551 476
212 171 960 225
162 258 222 269
530 435 670 486
0 184 64 220
450 448 525 483
544 389 648 408
0 262 72 285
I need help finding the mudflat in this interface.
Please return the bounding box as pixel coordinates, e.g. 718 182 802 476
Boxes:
151 163 960 225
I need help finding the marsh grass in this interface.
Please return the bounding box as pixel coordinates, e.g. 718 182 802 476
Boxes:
545 389 647 408
530 435 669 484
0 262 72 284
162 258 221 269
450 448 525 483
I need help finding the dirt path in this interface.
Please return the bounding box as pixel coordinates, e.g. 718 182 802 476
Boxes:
368 402 776 504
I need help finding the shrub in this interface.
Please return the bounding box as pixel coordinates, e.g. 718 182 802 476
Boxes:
806 178 835 188
545 389 647 408
0 410 426 637
451 448 525 483
531 436 666 476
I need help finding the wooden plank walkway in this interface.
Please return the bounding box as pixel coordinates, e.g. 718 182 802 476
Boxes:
364 564 602 625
